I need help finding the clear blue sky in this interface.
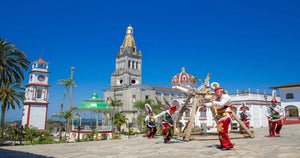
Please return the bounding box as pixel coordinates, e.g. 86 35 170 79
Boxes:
1 0 299 121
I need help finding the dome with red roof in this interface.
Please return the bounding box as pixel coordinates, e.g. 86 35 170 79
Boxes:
171 67 196 87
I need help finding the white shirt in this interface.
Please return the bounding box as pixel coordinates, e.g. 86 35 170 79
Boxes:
205 94 232 112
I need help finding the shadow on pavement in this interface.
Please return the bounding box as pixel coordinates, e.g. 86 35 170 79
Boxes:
0 148 53 158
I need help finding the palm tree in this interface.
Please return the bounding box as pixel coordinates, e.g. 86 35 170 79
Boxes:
52 107 79 138
113 113 127 133
57 78 76 136
109 97 123 109
0 82 25 128
0 38 30 85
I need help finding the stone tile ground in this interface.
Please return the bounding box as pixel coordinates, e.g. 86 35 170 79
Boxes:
1 124 300 158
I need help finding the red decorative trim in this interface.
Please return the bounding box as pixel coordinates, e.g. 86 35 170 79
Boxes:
199 118 207 120
283 116 300 125
29 70 51 74
207 126 214 128
24 102 49 105
27 105 31 128
44 104 48 130
70 130 114 134
26 83 51 87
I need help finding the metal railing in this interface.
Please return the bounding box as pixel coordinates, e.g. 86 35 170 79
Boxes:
72 125 114 131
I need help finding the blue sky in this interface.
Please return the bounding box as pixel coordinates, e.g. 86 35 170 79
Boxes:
1 0 300 121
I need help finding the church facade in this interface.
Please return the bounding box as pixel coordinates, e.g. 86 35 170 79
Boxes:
103 26 189 129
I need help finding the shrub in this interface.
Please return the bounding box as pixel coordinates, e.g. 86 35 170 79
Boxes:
110 135 120 140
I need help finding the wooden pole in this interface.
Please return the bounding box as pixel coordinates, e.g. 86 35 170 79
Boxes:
174 93 193 135
231 112 255 138
184 94 200 141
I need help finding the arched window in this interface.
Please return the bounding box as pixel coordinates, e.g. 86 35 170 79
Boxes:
286 93 294 99
136 62 138 69
285 105 298 117
183 75 186 81
185 108 190 117
128 60 131 68
199 107 206 117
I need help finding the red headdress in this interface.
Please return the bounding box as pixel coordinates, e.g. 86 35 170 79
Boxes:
211 82 224 92
239 102 248 110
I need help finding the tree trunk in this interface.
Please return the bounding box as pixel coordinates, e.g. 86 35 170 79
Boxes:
1 107 6 129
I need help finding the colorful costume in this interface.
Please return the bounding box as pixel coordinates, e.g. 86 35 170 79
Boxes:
266 91 283 137
205 83 235 149
155 106 178 143
145 114 157 138
145 103 157 138
239 111 251 128
239 103 251 128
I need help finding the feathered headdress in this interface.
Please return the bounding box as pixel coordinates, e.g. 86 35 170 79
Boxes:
271 90 278 103
145 103 153 114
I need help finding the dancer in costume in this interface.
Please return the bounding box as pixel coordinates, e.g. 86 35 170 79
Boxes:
266 90 283 137
155 106 178 143
201 82 235 150
145 103 157 139
239 102 251 129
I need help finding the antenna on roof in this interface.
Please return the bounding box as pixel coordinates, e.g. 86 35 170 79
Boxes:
41 48 44 58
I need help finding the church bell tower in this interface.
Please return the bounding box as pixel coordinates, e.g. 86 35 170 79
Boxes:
111 25 142 88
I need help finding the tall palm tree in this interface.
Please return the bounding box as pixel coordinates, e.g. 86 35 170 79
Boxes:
57 78 76 136
0 82 25 128
0 38 30 85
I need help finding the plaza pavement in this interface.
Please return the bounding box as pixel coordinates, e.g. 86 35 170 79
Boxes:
1 124 300 158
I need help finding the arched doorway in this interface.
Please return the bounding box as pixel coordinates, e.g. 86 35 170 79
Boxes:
285 105 298 117
284 105 300 125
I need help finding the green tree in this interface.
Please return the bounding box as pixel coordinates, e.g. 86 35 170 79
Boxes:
52 107 79 138
109 97 123 111
0 82 25 128
24 126 38 144
10 127 22 145
57 78 76 137
113 113 127 133
0 38 30 85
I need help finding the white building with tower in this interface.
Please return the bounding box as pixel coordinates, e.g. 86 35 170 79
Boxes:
21 57 50 130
